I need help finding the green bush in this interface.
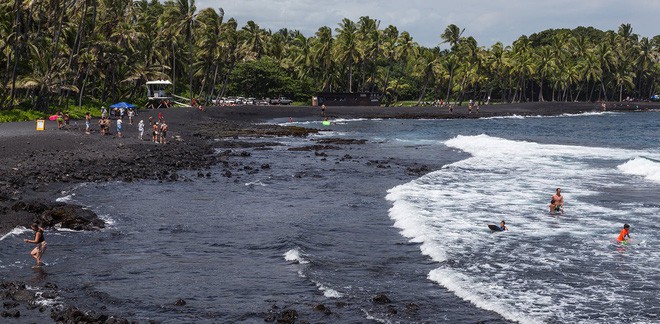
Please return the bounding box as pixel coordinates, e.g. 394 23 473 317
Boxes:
0 109 45 123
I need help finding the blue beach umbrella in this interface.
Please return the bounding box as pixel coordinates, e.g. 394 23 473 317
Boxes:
109 102 136 109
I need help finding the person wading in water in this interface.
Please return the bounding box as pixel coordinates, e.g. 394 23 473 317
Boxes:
24 223 46 266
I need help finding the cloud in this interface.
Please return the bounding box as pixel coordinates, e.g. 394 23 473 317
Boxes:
197 0 660 47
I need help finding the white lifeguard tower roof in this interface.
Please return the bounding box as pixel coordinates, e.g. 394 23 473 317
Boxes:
146 80 173 85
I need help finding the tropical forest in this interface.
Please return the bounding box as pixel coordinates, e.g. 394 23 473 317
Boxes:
1 0 660 117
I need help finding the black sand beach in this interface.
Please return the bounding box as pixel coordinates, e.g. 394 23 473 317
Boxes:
1 101 658 322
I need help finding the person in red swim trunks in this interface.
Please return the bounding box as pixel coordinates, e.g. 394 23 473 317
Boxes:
617 224 631 242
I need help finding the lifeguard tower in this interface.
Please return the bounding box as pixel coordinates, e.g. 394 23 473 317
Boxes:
146 80 188 108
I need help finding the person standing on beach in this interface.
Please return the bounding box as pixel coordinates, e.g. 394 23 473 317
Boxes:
158 111 163 123
617 224 631 242
138 119 145 140
117 118 123 138
128 109 134 125
85 112 91 134
321 104 326 116
24 223 46 266
98 117 105 135
149 116 153 126
152 122 159 143
101 107 107 118
160 121 168 144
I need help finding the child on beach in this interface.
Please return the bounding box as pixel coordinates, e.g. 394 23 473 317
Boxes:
617 224 631 242
24 223 46 266
117 118 123 138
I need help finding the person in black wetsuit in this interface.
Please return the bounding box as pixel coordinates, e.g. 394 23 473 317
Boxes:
24 223 46 266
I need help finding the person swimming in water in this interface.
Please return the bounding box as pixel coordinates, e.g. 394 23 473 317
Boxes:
499 220 508 231
617 224 631 243
550 188 564 213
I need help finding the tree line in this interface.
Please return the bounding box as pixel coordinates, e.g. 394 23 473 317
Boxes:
1 0 659 111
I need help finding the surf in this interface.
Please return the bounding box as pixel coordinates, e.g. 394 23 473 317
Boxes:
386 134 660 323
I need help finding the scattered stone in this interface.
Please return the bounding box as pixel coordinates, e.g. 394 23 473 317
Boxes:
313 304 332 315
387 305 397 315
1 310 20 318
315 138 367 145
405 303 420 311
372 294 391 304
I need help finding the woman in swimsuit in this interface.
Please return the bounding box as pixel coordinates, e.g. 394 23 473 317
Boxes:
24 224 46 266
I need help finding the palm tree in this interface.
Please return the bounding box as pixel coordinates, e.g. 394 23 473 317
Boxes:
440 24 464 101
380 25 398 100
334 18 359 92
312 26 333 91
412 47 440 105
241 20 267 60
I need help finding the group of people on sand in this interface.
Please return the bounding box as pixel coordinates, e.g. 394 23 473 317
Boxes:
496 187 632 244
79 107 169 143
54 111 71 129
147 113 168 144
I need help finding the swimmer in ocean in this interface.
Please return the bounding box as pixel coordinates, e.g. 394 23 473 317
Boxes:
617 224 631 243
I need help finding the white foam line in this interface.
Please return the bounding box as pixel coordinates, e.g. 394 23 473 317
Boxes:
429 269 542 324
0 227 30 241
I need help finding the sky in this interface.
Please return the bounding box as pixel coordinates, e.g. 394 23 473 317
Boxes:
196 0 660 48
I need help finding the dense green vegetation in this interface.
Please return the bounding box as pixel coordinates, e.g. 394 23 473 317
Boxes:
1 0 659 113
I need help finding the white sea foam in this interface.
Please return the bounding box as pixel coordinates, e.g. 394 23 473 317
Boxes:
284 248 310 264
98 213 116 227
387 134 660 323
0 226 30 241
275 117 378 127
481 111 619 120
313 281 343 298
245 180 267 187
618 157 660 184
55 194 75 203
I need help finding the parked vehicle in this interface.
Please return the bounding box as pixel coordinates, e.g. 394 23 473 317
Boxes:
254 98 269 105
268 97 293 105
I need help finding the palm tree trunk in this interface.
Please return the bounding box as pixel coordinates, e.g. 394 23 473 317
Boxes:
172 42 176 94
445 63 455 102
415 73 430 106
8 0 24 109
189 28 193 105
382 61 392 96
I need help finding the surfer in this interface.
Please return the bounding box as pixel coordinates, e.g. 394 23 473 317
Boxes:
617 224 631 242
499 220 508 231
24 223 46 266
550 188 564 213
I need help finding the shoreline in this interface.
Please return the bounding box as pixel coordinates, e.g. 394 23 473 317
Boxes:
1 101 659 322
3 101 660 235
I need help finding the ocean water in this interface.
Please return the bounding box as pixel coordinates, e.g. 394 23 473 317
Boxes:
1 110 659 323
